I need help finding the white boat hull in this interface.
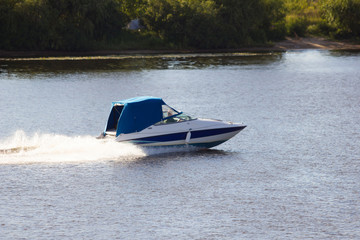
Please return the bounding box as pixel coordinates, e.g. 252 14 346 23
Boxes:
111 119 245 148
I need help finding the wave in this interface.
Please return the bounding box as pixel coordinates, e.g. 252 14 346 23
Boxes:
0 130 146 164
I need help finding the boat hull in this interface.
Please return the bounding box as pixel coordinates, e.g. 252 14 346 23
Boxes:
113 119 246 148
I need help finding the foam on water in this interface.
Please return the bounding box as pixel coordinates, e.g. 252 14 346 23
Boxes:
0 130 147 164
0 130 203 164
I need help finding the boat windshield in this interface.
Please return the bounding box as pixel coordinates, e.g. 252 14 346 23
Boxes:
162 104 179 118
155 112 195 125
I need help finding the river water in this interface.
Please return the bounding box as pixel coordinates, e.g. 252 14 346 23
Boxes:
0 50 359 239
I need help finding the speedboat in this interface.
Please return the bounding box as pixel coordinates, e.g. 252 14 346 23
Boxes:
99 96 246 148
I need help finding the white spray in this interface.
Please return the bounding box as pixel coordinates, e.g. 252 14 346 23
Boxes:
0 130 146 164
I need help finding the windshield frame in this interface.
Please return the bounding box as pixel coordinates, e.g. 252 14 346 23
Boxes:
155 112 196 125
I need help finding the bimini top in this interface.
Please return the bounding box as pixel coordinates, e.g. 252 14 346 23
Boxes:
105 96 179 137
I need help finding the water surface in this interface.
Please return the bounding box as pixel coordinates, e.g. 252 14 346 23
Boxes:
0 50 359 239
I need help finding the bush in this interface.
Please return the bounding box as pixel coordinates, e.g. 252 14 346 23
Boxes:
0 0 288 50
307 20 336 36
320 0 360 38
0 0 128 50
286 15 308 37
262 0 287 40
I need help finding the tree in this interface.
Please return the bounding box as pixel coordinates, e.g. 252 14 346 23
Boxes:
320 0 360 37
0 0 128 50
262 0 286 40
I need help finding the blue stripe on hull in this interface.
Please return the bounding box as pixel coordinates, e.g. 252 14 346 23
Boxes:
129 126 245 145
191 126 245 139
131 132 187 144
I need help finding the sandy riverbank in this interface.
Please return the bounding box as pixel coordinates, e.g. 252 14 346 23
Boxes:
0 37 359 59
274 37 360 50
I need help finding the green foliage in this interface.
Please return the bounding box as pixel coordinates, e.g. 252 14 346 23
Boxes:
320 0 360 38
286 15 308 36
262 0 287 40
141 0 220 48
119 0 146 19
0 0 289 50
306 19 336 36
215 0 267 46
142 0 287 48
284 0 321 37
0 0 288 50
1 0 359 51
0 0 128 50
283 0 359 39
284 0 309 14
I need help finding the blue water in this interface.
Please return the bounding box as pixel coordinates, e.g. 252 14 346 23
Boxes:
0 50 360 239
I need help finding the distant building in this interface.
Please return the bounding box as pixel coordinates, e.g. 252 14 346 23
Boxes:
126 19 144 31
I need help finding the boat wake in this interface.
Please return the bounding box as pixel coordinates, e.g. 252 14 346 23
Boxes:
0 130 146 165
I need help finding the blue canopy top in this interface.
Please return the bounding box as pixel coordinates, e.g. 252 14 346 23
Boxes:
112 96 164 106
105 96 167 136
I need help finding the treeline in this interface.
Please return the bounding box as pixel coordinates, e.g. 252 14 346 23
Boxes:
141 0 286 49
0 0 128 50
285 0 360 38
0 0 359 51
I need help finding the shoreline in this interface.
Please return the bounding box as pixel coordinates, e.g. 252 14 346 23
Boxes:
274 37 360 51
1 37 359 59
